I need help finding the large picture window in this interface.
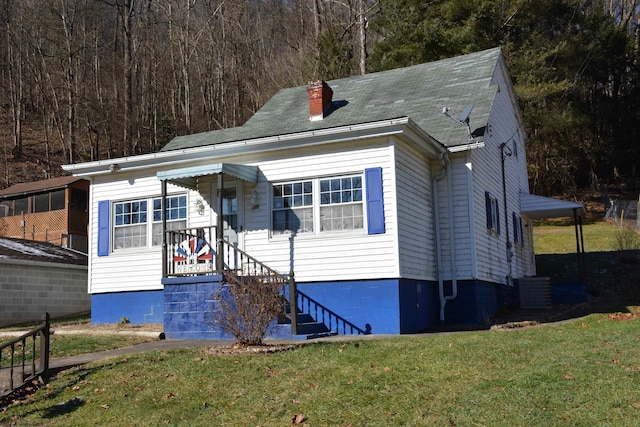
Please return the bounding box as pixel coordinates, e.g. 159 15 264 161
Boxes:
113 195 187 250
272 174 364 235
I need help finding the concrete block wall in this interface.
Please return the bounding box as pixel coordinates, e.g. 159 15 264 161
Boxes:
0 259 89 327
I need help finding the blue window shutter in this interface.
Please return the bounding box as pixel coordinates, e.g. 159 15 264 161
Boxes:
485 192 491 229
97 200 110 256
519 217 524 243
512 212 518 243
365 167 385 234
495 201 500 235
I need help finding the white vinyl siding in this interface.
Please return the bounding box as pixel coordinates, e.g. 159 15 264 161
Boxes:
470 58 534 283
394 140 437 280
89 175 192 293
88 137 399 292
431 154 475 281
243 138 398 282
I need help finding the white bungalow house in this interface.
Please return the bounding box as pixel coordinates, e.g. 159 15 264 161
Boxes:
63 48 585 339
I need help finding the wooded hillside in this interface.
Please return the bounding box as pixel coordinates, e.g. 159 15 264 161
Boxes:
0 0 638 199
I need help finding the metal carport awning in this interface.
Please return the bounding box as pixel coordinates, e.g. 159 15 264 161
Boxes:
156 163 258 189
520 193 586 219
520 192 587 281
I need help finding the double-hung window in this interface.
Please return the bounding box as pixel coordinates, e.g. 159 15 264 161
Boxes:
512 212 524 245
319 175 363 232
485 191 500 234
114 200 148 249
112 194 187 250
272 174 364 235
272 180 314 234
152 195 187 245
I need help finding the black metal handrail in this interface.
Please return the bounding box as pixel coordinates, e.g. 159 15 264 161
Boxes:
218 239 298 335
0 313 50 398
297 291 368 335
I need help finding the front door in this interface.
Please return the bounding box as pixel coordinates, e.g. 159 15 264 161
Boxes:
214 179 243 250
222 187 239 245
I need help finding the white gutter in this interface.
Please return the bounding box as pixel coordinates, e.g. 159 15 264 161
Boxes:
63 117 447 177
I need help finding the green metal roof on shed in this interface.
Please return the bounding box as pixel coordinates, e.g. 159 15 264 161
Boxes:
162 47 503 152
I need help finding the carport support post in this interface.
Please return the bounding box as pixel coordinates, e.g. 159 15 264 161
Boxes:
573 209 586 281
216 172 224 272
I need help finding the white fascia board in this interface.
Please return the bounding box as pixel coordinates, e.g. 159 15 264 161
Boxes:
447 141 486 153
62 118 448 177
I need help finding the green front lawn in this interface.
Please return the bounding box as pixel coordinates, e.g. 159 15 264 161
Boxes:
533 220 619 254
3 311 640 426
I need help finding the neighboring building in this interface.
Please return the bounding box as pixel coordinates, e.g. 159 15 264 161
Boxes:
0 176 89 253
0 237 89 327
63 48 585 338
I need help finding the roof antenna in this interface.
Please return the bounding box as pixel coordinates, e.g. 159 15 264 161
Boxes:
442 102 474 139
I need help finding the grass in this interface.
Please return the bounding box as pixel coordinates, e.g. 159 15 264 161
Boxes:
2 311 640 426
2 219 636 425
533 220 619 254
1 314 157 361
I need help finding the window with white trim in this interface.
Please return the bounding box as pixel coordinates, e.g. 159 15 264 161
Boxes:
152 195 187 245
319 175 363 232
272 180 314 234
512 212 523 245
113 194 187 250
485 191 500 234
272 174 364 235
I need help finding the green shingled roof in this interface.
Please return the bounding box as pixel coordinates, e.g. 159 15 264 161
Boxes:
161 48 502 152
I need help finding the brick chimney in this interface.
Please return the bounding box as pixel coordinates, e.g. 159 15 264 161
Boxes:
306 80 333 121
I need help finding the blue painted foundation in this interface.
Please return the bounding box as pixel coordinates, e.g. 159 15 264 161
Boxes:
92 277 516 337
162 275 295 340
442 280 517 326
91 290 163 324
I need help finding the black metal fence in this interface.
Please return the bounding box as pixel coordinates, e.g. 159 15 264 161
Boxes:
0 313 50 398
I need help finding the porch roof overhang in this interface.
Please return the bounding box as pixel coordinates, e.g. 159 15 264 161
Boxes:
520 193 586 220
156 163 258 190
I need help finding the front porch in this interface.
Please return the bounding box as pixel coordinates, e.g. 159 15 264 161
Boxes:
161 227 369 340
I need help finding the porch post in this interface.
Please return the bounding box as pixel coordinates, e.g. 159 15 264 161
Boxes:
216 172 224 272
161 179 167 278
289 271 298 335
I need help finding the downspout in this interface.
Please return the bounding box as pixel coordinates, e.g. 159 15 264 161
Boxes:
433 152 458 322
500 143 513 284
